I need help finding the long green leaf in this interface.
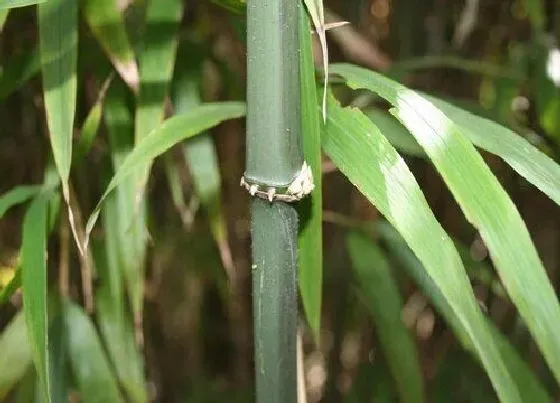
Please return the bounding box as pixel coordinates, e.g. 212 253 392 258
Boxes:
38 0 77 200
347 232 424 403
378 221 552 402
84 102 246 248
331 63 560 384
0 185 41 218
21 194 49 402
0 0 46 9
297 5 322 341
322 95 521 402
83 0 139 90
0 311 32 400
425 94 560 207
93 190 147 403
64 301 123 403
365 109 424 157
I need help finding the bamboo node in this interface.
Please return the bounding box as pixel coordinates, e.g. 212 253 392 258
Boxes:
240 162 314 203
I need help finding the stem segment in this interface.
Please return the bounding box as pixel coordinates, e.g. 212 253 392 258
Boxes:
246 0 303 401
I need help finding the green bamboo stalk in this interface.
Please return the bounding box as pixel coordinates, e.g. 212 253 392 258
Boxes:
246 0 305 401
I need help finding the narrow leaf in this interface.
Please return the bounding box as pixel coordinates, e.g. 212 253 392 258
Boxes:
365 109 424 157
331 63 560 384
0 0 46 9
297 6 322 341
0 311 32 400
425 94 560 207
0 185 41 219
0 268 21 305
83 0 139 90
64 301 123 403
347 232 424 403
378 221 552 402
21 194 49 402
84 102 246 250
322 95 521 402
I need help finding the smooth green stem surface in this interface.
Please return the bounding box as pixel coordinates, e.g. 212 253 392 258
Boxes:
251 199 298 402
246 0 302 400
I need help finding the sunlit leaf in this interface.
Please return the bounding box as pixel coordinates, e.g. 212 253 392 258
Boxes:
85 102 246 252
64 301 123 403
83 0 139 91
0 311 32 400
331 63 560 385
21 193 49 402
378 220 552 402
0 268 21 305
297 6 322 341
322 95 521 402
347 232 424 403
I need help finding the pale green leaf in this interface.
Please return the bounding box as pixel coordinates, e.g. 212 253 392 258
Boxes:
347 232 424 403
38 0 77 198
378 221 552 402
297 6 322 341
322 95 521 402
21 193 49 402
0 268 21 305
0 0 46 9
64 301 123 403
84 102 246 250
0 185 41 218
83 0 139 90
365 109 424 157
0 311 32 400
331 63 560 385
424 95 560 207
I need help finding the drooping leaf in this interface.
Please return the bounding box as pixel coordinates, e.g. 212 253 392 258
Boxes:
0 185 41 218
365 109 424 157
331 63 560 384
0 45 40 101
297 6 322 341
0 311 32 400
377 220 552 402
38 0 77 199
64 301 124 403
84 102 246 249
322 95 521 402
347 232 424 403
21 193 50 402
83 0 139 91
0 0 46 9
425 94 560 207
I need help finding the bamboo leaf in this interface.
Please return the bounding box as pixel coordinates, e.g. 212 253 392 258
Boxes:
0 311 32 400
0 0 46 9
38 0 77 198
83 0 139 91
84 102 246 249
21 193 49 402
0 185 41 218
297 6 322 341
64 301 124 403
331 63 560 385
377 221 552 402
347 232 424 403
322 95 521 402
0 45 40 101
210 0 246 14
365 109 424 157
424 94 560 207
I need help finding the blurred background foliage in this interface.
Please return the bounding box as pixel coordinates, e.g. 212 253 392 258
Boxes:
0 0 559 402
